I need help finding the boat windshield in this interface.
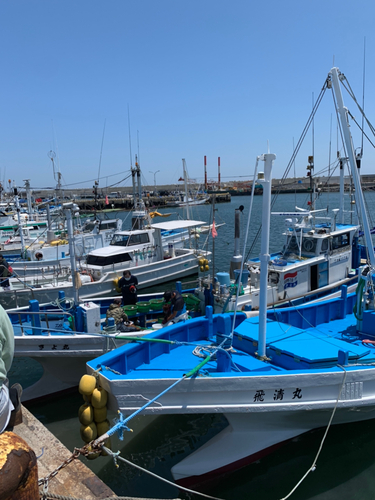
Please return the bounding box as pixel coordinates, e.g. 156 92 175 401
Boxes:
110 233 150 246
110 234 130 246
285 235 317 254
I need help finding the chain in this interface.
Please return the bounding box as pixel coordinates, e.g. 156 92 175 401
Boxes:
38 444 102 488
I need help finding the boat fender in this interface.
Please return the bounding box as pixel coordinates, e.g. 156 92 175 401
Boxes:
93 406 107 423
79 374 96 395
78 403 94 425
80 422 98 443
91 386 108 409
78 375 110 458
113 277 122 293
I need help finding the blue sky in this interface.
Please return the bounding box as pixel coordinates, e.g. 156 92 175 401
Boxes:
1 0 375 193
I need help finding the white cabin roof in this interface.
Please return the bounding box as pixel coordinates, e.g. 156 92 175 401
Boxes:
151 220 205 230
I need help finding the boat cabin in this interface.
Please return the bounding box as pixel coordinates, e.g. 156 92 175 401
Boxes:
248 222 359 308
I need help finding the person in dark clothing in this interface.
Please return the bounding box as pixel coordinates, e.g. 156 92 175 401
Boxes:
0 254 11 289
106 298 141 332
118 270 138 305
162 290 187 326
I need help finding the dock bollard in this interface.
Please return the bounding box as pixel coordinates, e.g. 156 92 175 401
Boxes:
0 431 39 499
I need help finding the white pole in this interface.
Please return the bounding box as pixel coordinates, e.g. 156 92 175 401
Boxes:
64 205 79 305
339 158 345 224
330 67 375 267
258 153 276 359
182 159 190 220
14 190 25 255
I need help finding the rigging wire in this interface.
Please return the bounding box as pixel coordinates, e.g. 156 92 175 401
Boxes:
245 78 328 260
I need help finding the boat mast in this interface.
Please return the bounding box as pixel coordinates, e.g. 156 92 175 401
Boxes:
330 67 375 267
64 202 80 304
24 179 33 219
13 184 25 255
257 153 276 359
338 156 345 224
182 159 190 220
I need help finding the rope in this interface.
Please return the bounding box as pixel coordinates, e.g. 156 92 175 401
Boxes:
102 446 225 500
279 366 348 500
40 492 177 500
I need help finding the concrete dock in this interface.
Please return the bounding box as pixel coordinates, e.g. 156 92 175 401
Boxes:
12 405 182 500
15 405 116 499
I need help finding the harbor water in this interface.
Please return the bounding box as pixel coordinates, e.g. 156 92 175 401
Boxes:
9 191 375 499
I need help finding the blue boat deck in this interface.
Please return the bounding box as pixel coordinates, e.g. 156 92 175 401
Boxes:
233 315 373 369
89 292 375 380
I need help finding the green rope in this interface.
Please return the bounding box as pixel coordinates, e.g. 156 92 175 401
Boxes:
115 335 174 344
185 354 213 377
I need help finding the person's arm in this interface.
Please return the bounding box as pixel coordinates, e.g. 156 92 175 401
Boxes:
0 305 14 385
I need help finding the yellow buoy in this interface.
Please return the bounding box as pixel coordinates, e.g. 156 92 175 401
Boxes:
78 404 94 426
86 444 101 460
198 258 205 266
82 393 91 404
205 265 209 271
79 374 96 396
94 406 107 423
91 387 108 409
80 422 98 443
96 419 110 436
200 266 205 272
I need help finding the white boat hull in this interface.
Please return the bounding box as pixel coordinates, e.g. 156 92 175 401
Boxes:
1 249 203 309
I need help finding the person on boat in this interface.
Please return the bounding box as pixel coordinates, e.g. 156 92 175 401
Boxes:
162 290 188 326
0 254 11 290
106 298 141 332
118 270 138 306
0 304 21 433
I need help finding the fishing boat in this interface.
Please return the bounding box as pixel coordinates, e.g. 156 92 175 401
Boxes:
86 67 375 488
196 206 361 314
0 204 210 309
9 284 197 401
9 217 123 277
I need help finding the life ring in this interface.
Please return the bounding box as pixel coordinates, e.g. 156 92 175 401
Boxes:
58 223 65 230
34 251 43 261
302 239 314 252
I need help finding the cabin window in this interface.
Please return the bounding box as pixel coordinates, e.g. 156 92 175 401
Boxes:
268 271 279 285
110 234 130 246
331 232 350 250
100 221 117 230
129 234 149 245
321 239 328 251
82 222 96 233
302 237 317 253
287 235 299 251
86 253 132 266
